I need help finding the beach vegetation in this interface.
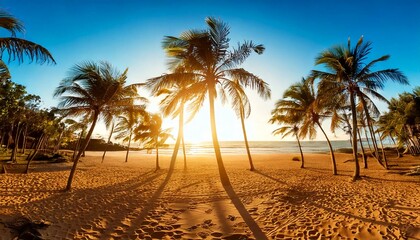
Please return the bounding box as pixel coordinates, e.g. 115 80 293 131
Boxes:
134 113 172 171
148 17 267 186
311 36 408 180
54 61 141 191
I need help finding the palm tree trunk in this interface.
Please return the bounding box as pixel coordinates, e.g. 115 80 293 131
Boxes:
179 105 187 170
54 131 64 154
73 131 83 161
391 137 401 158
296 134 304 168
10 122 22 163
377 132 388 169
316 121 337 175
240 108 255 171
21 125 28 154
363 127 373 153
209 87 231 186
125 131 132 163
102 122 115 163
357 129 367 169
350 90 360 180
349 91 360 180
25 133 45 174
169 104 185 173
182 135 187 170
360 97 381 162
155 136 160 171
66 112 99 191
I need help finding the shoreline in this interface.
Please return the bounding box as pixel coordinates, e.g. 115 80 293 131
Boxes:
0 152 419 239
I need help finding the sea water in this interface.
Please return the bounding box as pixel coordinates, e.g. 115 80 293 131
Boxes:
159 140 356 155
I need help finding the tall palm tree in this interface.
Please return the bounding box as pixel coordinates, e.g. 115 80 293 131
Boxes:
230 78 271 171
0 10 55 69
311 36 408 180
54 61 139 191
101 119 117 163
269 113 304 168
147 69 200 170
134 113 172 171
271 78 336 174
114 106 146 163
147 17 268 186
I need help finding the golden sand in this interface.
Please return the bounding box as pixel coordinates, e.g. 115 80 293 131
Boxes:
0 151 419 239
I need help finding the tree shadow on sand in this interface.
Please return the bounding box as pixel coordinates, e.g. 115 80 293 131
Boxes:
11 169 163 238
252 169 287 184
222 182 269 240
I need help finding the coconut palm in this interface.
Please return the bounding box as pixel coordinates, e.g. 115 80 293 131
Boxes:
147 68 201 170
54 61 139 191
230 77 271 171
377 112 402 158
269 113 304 168
0 10 55 69
271 78 336 173
114 106 146 163
388 88 420 154
134 113 172 171
311 36 408 180
147 17 267 186
101 120 117 163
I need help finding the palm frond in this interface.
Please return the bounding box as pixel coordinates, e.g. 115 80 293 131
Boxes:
0 37 55 64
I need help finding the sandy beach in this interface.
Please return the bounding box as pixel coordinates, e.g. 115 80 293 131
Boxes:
0 151 419 239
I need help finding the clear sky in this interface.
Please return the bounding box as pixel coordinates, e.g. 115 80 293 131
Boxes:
2 0 419 143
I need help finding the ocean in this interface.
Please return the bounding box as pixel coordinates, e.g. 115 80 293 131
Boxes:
159 140 357 155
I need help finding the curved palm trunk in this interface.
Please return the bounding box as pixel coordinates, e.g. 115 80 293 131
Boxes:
240 108 255 171
155 136 160 171
209 88 231 186
66 112 99 191
182 135 187 170
25 133 45 174
102 122 115 163
377 132 388 169
21 125 28 154
316 121 337 175
357 129 367 169
125 131 132 163
296 134 304 168
363 127 373 152
350 91 360 180
180 106 187 170
360 96 381 163
73 130 84 161
391 137 401 158
10 122 22 163
368 123 386 168
54 130 64 154
169 104 185 172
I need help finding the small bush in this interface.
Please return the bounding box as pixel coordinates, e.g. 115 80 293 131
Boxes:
292 156 300 161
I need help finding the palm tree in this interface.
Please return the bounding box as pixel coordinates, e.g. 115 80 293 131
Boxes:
54 61 139 191
101 119 117 163
230 78 271 171
311 36 408 180
269 113 304 168
147 17 268 186
147 70 200 170
0 10 55 69
114 106 146 163
134 113 172 171
377 113 402 158
271 78 336 173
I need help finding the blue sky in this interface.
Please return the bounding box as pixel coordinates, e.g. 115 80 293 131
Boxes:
2 0 419 142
